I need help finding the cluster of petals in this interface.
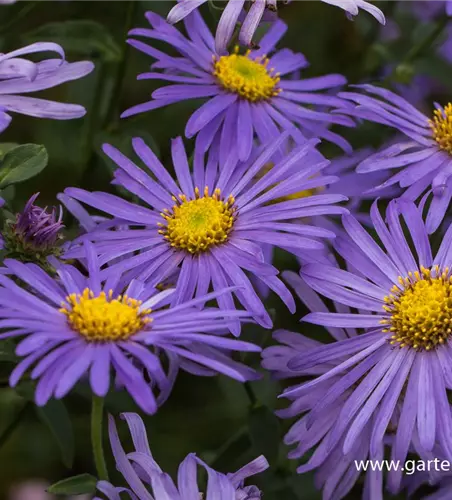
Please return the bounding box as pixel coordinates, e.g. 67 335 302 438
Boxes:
264 199 452 497
0 243 261 413
95 412 268 499
61 133 348 333
123 11 355 168
0 42 94 132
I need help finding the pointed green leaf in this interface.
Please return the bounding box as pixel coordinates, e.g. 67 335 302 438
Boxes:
47 474 98 495
0 144 48 189
35 399 74 469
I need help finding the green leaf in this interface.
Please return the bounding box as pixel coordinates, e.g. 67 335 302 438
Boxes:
23 20 121 62
248 405 281 466
0 143 19 161
47 474 98 495
0 144 48 189
35 399 75 469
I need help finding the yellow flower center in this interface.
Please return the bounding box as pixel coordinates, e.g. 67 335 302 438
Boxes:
159 187 236 254
213 47 281 102
60 288 151 342
381 266 452 350
429 103 452 155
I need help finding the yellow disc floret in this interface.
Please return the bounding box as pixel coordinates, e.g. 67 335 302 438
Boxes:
380 266 452 350
60 288 151 342
213 46 281 102
429 103 452 155
159 186 236 254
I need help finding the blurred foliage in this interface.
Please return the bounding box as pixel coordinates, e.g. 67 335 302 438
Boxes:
0 1 449 498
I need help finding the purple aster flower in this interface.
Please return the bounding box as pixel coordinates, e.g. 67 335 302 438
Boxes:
323 0 385 22
122 11 354 167
61 133 348 333
262 260 394 500
0 242 260 413
95 412 268 500
168 0 278 52
1 193 64 267
0 42 94 132
339 84 452 233
281 199 452 494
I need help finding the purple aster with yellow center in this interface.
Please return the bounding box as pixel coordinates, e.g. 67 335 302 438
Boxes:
61 133 348 333
95 412 268 500
0 242 260 414
339 84 452 233
122 11 354 168
280 199 452 495
0 42 94 132
262 263 390 500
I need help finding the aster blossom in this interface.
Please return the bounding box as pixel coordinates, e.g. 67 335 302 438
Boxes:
122 11 354 168
339 84 452 233
323 0 385 22
61 133 348 333
281 199 452 495
262 264 389 500
95 412 268 500
0 242 261 414
0 42 94 132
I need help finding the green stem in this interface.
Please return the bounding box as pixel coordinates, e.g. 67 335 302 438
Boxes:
91 395 109 481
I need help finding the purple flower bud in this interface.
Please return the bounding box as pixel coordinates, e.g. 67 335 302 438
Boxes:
3 193 64 267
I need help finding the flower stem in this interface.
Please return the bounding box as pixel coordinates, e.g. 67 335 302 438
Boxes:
91 395 109 481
